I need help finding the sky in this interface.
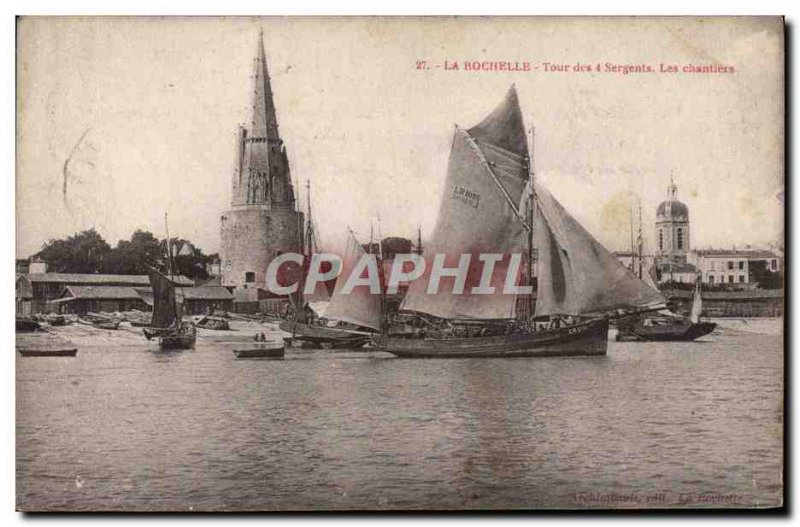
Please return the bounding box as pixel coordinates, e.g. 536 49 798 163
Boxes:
16 16 784 258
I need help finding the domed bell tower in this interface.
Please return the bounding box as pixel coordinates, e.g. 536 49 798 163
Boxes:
655 177 690 264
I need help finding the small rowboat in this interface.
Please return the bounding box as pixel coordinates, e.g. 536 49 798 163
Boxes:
18 348 78 357
16 318 41 332
233 342 285 358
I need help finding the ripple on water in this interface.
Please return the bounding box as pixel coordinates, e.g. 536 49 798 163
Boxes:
16 329 784 510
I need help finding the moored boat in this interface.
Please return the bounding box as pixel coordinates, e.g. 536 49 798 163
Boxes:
16 317 41 332
18 348 78 357
618 282 716 342
283 182 376 348
143 268 196 350
142 215 196 350
193 315 230 331
233 342 285 358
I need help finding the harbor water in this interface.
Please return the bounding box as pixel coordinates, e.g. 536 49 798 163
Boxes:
16 319 783 510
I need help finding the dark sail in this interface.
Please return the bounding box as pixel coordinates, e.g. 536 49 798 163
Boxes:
148 268 177 328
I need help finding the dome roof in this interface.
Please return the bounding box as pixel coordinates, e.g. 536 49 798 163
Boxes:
657 199 689 219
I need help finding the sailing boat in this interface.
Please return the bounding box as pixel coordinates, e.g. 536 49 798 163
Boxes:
621 277 716 341
376 85 665 358
279 183 371 348
142 215 196 350
615 200 717 342
281 230 376 348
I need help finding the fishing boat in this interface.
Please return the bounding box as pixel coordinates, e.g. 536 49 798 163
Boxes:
375 86 665 358
16 317 41 332
45 314 67 326
193 315 230 331
233 341 285 358
78 314 121 330
143 268 196 349
142 214 196 350
18 348 78 357
280 182 373 348
619 280 716 341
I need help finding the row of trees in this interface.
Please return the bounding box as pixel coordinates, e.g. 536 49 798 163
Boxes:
35 229 218 280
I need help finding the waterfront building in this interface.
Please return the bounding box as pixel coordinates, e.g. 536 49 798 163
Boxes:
688 248 782 287
219 31 304 302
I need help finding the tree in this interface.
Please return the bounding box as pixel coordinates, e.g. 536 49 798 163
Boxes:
166 238 211 281
37 229 111 273
99 230 162 275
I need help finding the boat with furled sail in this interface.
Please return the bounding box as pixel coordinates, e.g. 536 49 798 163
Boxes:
375 85 666 358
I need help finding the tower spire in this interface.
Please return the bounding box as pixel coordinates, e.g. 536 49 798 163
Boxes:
251 29 280 141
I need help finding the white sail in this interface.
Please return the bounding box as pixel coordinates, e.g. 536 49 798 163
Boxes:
690 280 702 323
325 232 383 331
400 86 530 320
533 183 666 318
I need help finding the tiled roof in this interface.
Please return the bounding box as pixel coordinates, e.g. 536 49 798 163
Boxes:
61 285 144 300
26 273 193 286
666 289 783 299
179 286 233 301
694 250 780 259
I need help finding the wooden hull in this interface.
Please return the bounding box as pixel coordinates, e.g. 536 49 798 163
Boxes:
279 321 371 347
78 318 120 330
233 344 285 358
195 317 230 331
158 334 196 349
18 348 77 357
144 326 196 349
16 318 41 332
628 321 717 341
378 318 609 358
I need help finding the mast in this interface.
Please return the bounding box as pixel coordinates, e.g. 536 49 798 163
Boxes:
629 198 636 272
376 215 387 334
527 124 536 320
416 226 423 256
637 201 644 279
164 213 179 328
305 180 314 256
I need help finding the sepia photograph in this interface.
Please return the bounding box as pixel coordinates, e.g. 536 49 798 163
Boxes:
14 15 784 511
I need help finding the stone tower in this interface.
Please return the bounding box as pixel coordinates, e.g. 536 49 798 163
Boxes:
654 177 690 264
220 31 303 302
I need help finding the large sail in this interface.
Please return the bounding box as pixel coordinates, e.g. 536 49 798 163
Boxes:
148 268 177 328
325 232 383 331
400 87 530 320
533 183 666 318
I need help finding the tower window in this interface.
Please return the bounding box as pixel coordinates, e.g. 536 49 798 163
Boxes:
677 228 683 250
659 230 663 251
245 272 256 283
